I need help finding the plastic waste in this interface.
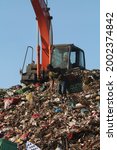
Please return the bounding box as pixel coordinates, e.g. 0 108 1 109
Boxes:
54 107 62 113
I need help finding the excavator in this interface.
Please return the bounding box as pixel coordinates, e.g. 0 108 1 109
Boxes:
20 0 86 92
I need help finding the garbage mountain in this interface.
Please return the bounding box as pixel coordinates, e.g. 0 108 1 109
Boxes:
0 69 100 150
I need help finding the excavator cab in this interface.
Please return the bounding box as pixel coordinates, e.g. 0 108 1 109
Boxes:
51 44 85 71
51 44 86 93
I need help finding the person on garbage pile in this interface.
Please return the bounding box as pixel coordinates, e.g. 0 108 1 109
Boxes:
57 69 67 97
47 64 67 96
47 64 58 91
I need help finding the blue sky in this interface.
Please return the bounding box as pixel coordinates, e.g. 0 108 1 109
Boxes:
0 0 100 88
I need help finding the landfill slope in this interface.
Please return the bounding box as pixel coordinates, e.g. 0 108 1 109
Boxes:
0 69 100 150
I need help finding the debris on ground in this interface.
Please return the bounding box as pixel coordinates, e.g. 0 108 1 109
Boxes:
0 69 100 150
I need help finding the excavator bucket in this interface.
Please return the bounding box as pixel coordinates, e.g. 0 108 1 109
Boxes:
31 0 53 69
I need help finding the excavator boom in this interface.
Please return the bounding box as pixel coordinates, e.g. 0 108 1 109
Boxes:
31 0 52 69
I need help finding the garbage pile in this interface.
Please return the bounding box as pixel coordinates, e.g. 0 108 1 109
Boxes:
0 69 100 150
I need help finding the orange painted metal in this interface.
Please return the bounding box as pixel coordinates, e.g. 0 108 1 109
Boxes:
31 0 52 70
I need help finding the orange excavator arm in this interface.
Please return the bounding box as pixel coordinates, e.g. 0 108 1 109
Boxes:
31 0 52 72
